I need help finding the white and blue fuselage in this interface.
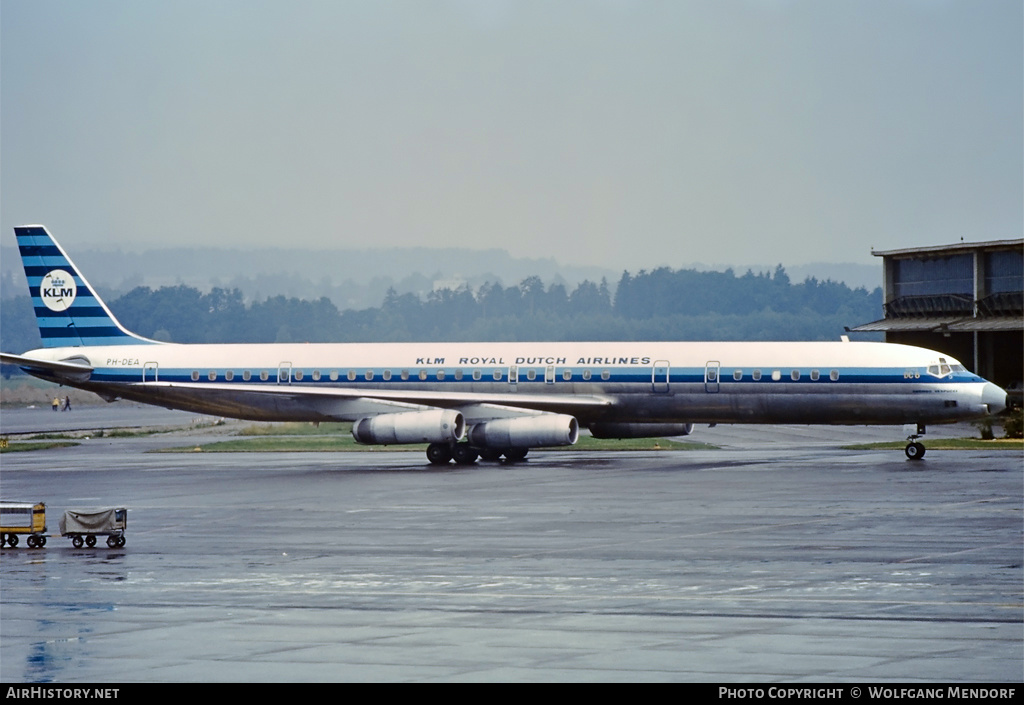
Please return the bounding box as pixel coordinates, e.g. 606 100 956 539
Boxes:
3 226 1008 464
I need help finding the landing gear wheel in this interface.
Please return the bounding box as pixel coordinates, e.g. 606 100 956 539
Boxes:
426 443 453 465
86 535 97 548
72 536 83 548
905 441 926 460
451 444 479 465
504 448 529 463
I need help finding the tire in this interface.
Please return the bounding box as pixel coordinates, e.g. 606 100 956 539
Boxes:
107 535 119 548
451 444 479 465
426 443 452 465
86 535 97 548
905 442 926 460
72 536 83 548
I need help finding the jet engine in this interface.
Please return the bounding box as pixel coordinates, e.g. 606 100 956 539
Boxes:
588 422 693 439
352 409 465 445
468 414 579 449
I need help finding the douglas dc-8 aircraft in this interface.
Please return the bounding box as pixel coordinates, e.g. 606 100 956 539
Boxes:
1 226 1008 462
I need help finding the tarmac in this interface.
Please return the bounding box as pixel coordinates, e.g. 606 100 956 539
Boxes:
1 404 1021 683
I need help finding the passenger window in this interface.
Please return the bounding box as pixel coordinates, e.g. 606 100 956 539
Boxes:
243 370 252 381
830 369 839 381
563 369 573 381
383 370 392 381
294 370 304 381
583 369 592 381
752 369 762 381
329 370 338 381
454 369 463 381
492 369 502 381
347 370 357 381
436 370 445 381
419 370 428 381
791 370 800 381
601 370 610 381
733 370 743 381
208 370 217 381
401 370 410 380
312 370 321 381
771 370 781 381
365 370 374 381
225 370 234 381
260 370 269 381
527 369 537 381
810 369 820 381
191 370 200 381
473 369 482 381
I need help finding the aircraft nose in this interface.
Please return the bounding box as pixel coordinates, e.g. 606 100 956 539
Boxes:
981 382 1007 415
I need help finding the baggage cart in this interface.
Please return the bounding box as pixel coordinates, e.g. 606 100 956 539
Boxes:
60 508 127 548
0 501 48 548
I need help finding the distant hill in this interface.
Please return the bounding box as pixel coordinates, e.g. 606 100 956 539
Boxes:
0 245 880 309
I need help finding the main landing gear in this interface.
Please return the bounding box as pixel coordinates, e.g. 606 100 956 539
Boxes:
426 442 528 466
905 424 926 460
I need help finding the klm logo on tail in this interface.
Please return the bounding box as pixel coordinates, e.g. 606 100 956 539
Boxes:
15 225 157 348
40 269 77 312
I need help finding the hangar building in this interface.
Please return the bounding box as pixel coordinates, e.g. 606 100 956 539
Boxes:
850 239 1023 393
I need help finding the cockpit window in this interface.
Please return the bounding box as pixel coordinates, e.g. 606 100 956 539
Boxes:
927 357 953 378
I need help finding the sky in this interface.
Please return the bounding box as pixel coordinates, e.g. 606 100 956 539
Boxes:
1 0 1021 271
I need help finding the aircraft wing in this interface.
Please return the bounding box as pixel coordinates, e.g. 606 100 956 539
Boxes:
124 381 613 423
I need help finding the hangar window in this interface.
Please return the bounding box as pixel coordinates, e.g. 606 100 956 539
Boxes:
191 370 200 381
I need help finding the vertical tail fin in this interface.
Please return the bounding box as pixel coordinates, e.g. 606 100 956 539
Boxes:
15 225 156 347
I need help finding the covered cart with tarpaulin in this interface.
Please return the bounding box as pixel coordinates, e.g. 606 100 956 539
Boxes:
1 501 47 548
60 508 127 548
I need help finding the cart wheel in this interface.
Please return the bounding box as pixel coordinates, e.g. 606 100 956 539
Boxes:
7 534 18 548
72 536 83 548
106 535 118 548
118 536 126 547
38 536 46 547
86 535 97 548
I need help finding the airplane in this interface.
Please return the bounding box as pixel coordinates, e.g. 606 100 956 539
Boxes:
1 225 1008 463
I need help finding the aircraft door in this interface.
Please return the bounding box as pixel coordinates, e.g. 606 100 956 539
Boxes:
143 362 158 382
277 362 292 385
508 365 518 390
652 360 670 393
704 361 720 393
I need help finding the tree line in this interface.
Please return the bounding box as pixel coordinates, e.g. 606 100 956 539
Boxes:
1 266 882 365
